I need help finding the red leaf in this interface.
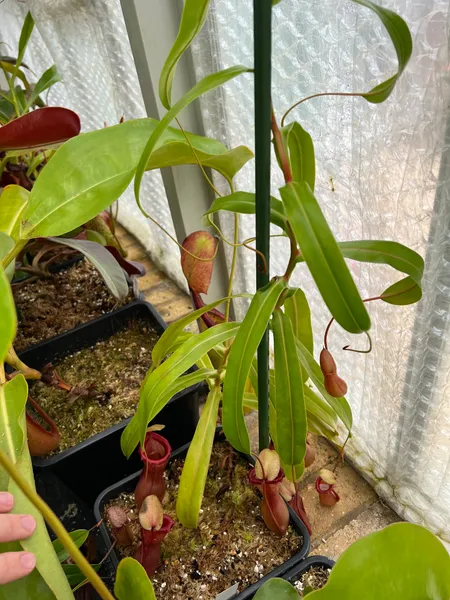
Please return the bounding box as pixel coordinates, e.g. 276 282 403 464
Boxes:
0 107 81 151
181 231 216 294
105 246 146 277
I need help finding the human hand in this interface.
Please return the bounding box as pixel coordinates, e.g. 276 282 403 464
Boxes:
0 492 36 584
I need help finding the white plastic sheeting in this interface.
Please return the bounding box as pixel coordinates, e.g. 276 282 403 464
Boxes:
192 1 450 540
0 0 186 288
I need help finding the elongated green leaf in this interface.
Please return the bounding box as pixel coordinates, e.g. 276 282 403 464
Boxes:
159 0 211 109
281 122 315 191
307 523 450 600
222 278 286 453
115 557 156 600
304 385 339 440
26 65 61 109
254 577 299 599
0 265 16 361
337 240 423 285
381 276 422 306
147 141 252 182
121 322 239 457
0 376 73 599
272 310 307 481
295 337 352 431
20 117 249 239
48 237 128 300
284 288 313 356
53 530 89 563
61 564 100 587
0 232 16 281
281 182 370 334
0 185 29 240
17 13 34 71
307 411 339 440
177 386 221 527
135 66 251 204
152 294 248 368
205 192 288 232
351 0 412 103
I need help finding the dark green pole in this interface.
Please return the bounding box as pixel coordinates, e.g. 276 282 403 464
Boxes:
254 0 272 452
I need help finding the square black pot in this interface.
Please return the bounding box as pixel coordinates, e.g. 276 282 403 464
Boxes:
93 437 311 600
16 301 203 504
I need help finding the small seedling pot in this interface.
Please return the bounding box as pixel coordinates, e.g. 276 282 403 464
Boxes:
281 555 335 593
18 301 203 504
94 436 311 600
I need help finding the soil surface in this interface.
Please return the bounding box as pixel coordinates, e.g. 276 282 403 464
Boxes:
293 565 331 594
29 320 159 452
105 442 303 599
14 260 132 350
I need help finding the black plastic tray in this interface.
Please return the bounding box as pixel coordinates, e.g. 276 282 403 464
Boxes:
18 301 203 504
93 435 311 600
281 556 335 592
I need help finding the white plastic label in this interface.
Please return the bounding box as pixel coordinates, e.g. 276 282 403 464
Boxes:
215 583 240 600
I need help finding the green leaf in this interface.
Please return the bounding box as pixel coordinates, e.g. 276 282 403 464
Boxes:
19 118 250 239
152 295 241 368
0 185 29 240
135 65 251 205
26 65 61 109
53 530 89 563
176 386 221 527
159 0 211 109
284 287 313 356
295 337 353 431
147 140 252 182
307 523 450 599
281 181 370 334
304 385 339 440
0 232 16 281
281 122 315 191
205 192 288 232
254 577 299 599
0 264 16 361
85 229 107 245
48 237 128 300
222 278 286 453
0 375 73 599
351 0 412 103
337 240 423 285
115 557 156 600
272 310 307 481
61 564 100 588
15 12 34 79
19 120 153 239
381 276 422 306
121 323 239 457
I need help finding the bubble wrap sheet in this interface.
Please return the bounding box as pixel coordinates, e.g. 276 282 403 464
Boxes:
191 0 450 540
0 0 185 288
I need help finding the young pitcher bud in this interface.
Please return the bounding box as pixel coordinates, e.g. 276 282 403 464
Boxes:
139 495 164 531
320 349 348 397
255 449 281 481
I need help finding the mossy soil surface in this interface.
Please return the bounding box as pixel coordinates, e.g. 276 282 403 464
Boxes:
105 442 303 599
293 565 331 594
14 260 132 350
29 320 159 453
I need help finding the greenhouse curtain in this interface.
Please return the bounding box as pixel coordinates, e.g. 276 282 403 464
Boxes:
2 0 450 542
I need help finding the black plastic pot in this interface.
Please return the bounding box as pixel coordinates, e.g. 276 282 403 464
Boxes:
281 556 335 593
18 301 203 504
93 436 311 600
35 470 116 594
